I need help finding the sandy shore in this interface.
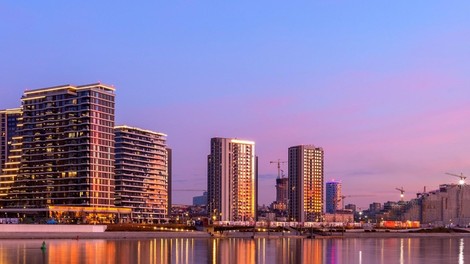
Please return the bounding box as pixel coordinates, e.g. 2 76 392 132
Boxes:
1 231 470 239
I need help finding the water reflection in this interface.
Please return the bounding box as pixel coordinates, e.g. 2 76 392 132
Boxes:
460 238 464 264
0 237 469 264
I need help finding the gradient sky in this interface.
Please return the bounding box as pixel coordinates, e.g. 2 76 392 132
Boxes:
1 2 470 209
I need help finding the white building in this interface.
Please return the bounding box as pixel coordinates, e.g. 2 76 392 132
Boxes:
114 125 169 223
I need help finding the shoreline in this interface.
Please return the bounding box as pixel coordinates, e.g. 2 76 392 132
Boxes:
2 231 470 240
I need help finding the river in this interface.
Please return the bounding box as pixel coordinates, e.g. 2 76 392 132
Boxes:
0 237 467 263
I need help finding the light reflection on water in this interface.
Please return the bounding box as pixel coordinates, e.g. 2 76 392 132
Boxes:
0 237 468 264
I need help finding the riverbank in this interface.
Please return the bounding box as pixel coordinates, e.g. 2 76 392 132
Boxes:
2 230 470 239
0 231 211 239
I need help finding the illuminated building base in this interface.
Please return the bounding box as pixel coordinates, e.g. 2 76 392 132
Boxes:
0 206 132 224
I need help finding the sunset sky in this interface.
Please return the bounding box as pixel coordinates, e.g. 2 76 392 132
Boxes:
1 2 470 208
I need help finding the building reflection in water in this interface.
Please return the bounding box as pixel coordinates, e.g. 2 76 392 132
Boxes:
0 237 469 263
459 238 464 264
208 238 256 264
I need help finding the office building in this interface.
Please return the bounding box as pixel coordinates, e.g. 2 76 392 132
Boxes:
288 145 324 222
0 83 131 222
207 137 257 222
326 180 342 213
114 125 169 223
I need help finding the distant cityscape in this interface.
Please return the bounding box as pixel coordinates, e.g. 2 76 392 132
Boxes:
1 83 469 228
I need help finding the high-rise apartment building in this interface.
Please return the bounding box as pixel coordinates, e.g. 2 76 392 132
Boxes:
0 108 21 172
288 145 324 222
326 180 342 213
207 138 257 222
114 125 169 223
0 83 130 222
0 108 22 197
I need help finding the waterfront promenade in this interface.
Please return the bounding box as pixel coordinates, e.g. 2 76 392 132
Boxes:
1 229 470 239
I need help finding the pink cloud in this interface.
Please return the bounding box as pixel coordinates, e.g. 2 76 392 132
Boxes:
119 65 470 206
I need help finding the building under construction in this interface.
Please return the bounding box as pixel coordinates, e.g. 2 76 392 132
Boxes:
385 184 470 227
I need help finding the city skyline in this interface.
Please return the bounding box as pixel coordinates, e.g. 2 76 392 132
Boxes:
2 2 470 208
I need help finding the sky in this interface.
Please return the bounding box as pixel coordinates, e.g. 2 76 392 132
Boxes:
1 1 470 209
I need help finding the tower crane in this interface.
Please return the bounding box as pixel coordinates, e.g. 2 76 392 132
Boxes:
396 187 405 201
270 159 287 179
445 172 467 186
338 195 352 210
336 195 374 210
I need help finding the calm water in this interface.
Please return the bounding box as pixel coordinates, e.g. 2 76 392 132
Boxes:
0 237 468 264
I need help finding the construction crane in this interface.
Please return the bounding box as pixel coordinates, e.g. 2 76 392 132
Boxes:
332 194 373 222
338 195 353 210
396 187 405 201
333 195 348 211
446 172 467 185
336 195 373 210
270 159 287 179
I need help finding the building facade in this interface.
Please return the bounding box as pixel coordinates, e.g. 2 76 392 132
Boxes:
0 108 21 174
288 145 324 222
325 180 341 213
390 184 470 226
0 84 128 222
276 177 288 208
193 191 208 206
0 108 22 198
271 177 288 213
207 138 257 222
345 203 357 213
369 202 382 213
114 125 169 223
166 148 172 219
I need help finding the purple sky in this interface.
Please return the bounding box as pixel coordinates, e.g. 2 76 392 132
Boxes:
1 2 470 208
